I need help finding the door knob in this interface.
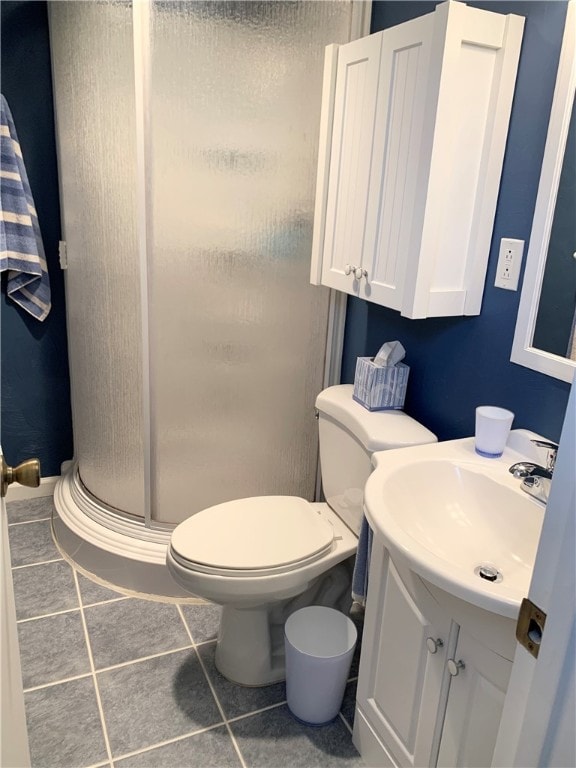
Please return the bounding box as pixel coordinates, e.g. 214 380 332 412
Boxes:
354 267 368 280
1 456 41 498
344 264 353 276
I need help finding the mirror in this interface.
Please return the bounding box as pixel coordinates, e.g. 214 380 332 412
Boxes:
511 1 576 383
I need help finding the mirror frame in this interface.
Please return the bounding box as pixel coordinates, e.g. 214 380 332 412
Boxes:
511 0 575 383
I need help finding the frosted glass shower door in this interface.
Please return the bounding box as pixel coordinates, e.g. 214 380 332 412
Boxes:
49 1 146 517
148 2 353 523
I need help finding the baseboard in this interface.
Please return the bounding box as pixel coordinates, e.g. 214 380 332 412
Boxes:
5 475 59 502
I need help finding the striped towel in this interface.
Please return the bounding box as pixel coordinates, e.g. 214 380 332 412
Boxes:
0 94 51 321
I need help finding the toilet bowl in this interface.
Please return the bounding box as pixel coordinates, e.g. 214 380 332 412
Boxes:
167 384 436 686
167 496 357 685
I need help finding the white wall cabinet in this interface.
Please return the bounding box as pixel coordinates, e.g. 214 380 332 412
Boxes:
310 1 524 319
353 540 513 768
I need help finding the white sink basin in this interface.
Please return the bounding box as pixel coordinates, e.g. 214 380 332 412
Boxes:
364 430 547 618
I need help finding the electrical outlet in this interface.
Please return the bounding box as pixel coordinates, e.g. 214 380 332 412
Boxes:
495 238 524 290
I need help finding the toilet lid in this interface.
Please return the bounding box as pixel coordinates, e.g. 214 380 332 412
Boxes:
170 496 334 576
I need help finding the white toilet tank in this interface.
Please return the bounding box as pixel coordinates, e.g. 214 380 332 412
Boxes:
315 385 437 535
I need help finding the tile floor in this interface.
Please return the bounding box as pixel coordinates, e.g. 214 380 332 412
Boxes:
7 497 364 768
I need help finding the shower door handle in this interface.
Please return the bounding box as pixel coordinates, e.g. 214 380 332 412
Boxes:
1 456 41 498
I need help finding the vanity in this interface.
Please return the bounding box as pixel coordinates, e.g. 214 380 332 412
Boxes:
352 433 550 768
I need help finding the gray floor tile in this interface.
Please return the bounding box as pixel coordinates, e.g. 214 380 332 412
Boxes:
230 704 363 767
13 560 79 620
113 725 242 768
180 602 221 645
7 496 56 524
25 677 108 768
78 572 127 606
197 642 287 720
340 680 357 730
8 518 62 567
97 648 222 756
18 610 91 689
85 599 191 669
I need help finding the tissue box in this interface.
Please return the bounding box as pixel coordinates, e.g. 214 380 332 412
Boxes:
353 357 410 411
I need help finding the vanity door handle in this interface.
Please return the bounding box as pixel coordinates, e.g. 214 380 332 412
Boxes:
426 637 444 654
447 659 465 676
354 267 368 280
344 264 353 276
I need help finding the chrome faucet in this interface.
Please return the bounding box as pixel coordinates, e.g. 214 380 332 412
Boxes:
509 440 558 504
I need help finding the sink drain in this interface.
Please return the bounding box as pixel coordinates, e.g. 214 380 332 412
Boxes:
474 564 503 583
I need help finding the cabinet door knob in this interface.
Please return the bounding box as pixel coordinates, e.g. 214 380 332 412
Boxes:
426 637 444 654
447 659 465 676
354 267 368 280
344 264 353 276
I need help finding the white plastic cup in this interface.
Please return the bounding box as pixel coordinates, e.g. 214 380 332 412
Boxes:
475 406 514 458
284 606 357 726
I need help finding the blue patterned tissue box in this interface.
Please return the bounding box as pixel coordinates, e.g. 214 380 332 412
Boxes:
353 357 409 411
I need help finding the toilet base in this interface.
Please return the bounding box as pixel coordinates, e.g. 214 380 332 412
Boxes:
213 561 353 686
215 606 286 686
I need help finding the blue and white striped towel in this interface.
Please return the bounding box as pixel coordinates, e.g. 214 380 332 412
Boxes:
0 94 51 321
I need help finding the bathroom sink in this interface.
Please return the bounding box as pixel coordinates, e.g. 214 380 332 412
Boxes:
363 430 548 618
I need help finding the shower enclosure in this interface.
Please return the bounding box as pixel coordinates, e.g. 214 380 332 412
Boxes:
49 0 367 594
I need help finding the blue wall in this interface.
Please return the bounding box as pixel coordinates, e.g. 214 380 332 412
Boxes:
341 0 572 443
1 1 73 476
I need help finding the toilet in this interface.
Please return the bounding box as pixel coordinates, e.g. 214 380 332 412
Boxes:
167 384 436 686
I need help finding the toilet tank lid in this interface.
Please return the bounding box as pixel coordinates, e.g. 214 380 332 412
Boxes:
315 385 437 452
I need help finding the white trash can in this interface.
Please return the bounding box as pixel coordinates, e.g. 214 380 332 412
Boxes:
284 606 357 726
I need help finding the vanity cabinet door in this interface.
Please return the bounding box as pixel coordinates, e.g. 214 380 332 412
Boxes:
437 629 513 768
354 544 454 767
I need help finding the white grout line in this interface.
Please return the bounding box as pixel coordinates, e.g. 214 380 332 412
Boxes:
110 721 228 765
176 604 248 768
95 645 194 675
339 711 354 736
226 699 288 724
8 516 52 526
12 557 63 570
15 596 130 625
81 596 131 609
24 672 93 694
17 606 81 623
72 569 115 766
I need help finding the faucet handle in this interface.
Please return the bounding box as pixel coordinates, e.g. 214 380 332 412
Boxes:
531 439 559 472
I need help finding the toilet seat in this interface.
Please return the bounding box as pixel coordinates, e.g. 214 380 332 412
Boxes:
170 496 335 577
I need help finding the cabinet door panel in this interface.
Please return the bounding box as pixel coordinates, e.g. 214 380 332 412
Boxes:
407 3 522 317
437 629 512 768
321 34 382 294
361 14 434 310
357 547 451 767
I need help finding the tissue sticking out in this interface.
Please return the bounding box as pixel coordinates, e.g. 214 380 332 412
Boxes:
373 340 406 368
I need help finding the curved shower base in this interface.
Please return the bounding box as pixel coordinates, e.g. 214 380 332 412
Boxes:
53 465 199 600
